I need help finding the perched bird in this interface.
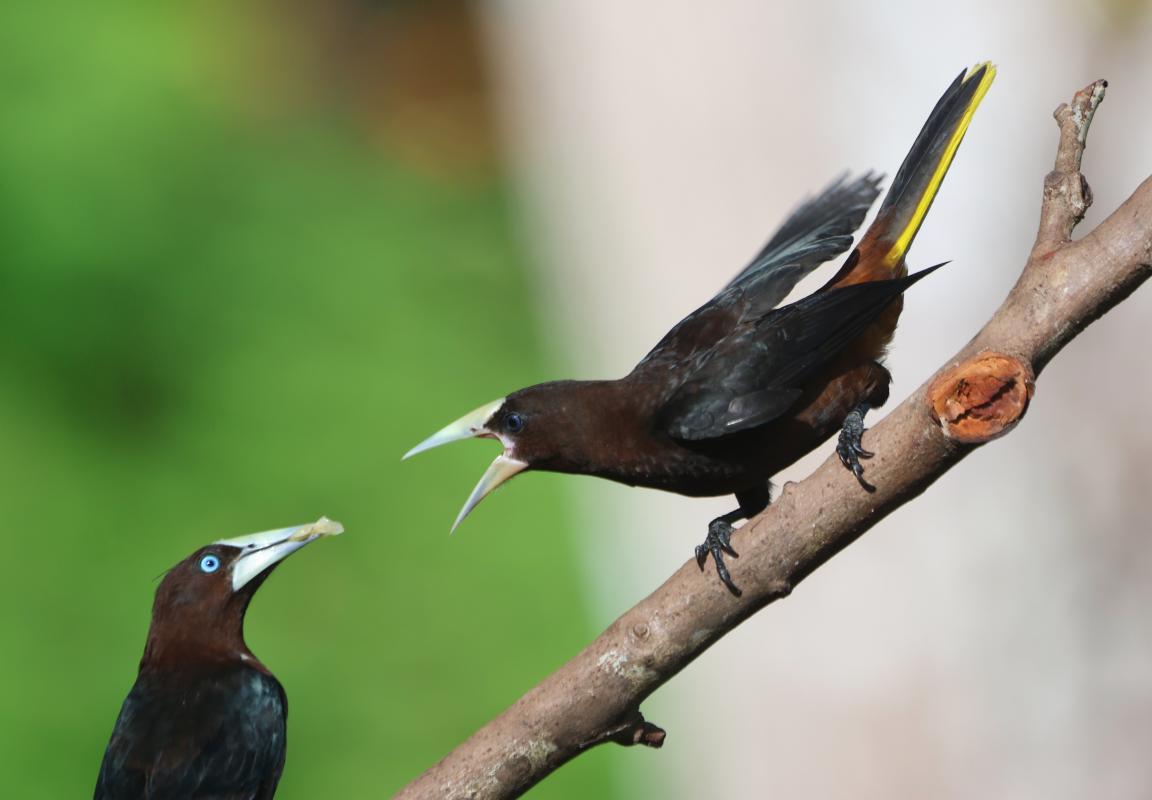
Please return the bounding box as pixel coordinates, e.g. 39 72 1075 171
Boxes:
94 517 343 799
405 64 995 594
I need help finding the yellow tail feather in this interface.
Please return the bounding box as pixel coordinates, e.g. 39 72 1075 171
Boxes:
883 63 996 268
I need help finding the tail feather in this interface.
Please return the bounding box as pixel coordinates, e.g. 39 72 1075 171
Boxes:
848 63 995 281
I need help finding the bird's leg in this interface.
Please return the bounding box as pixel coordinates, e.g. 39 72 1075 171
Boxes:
695 509 744 595
696 487 770 596
837 400 876 490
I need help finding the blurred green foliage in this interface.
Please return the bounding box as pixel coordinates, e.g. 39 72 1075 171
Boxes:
0 2 617 796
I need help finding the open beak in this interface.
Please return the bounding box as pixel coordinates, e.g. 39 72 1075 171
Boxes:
218 517 344 591
402 398 506 460
451 454 527 533
403 398 527 532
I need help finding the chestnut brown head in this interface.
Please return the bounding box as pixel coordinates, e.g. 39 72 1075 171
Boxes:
403 381 617 531
142 518 343 667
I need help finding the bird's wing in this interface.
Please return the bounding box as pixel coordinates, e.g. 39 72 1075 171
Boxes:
658 266 941 440
94 688 149 799
723 172 883 311
633 173 882 378
631 293 748 376
95 669 288 800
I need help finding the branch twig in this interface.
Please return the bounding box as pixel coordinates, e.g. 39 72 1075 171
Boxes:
396 79 1152 800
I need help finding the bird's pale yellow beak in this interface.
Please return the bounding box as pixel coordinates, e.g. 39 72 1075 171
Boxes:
216 517 344 591
403 398 527 532
402 398 505 460
451 454 527 532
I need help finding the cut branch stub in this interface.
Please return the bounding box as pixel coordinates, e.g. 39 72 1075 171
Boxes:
577 710 666 751
927 352 1034 443
610 717 666 749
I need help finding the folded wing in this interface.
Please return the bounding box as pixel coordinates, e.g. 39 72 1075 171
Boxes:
658 266 941 440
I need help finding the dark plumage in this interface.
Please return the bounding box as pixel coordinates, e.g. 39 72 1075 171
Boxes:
405 64 995 594
94 519 342 799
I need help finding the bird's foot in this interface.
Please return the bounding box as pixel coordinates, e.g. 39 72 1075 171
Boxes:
837 402 875 491
695 518 742 596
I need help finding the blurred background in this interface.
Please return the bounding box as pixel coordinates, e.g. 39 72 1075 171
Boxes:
3 0 1150 797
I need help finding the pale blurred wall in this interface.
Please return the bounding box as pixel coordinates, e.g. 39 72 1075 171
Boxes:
478 1 1152 797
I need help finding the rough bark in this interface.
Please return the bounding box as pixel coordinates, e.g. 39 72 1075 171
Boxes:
396 79 1152 800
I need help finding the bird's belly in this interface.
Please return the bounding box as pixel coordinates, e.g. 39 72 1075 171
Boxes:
596 371 887 496
588 438 778 497
555 359 888 497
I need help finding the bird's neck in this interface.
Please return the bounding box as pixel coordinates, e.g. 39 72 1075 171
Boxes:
527 378 660 476
140 598 265 674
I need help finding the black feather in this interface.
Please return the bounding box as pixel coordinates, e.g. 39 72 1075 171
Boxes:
635 173 884 376
660 264 944 440
878 65 988 236
724 172 883 308
94 666 287 800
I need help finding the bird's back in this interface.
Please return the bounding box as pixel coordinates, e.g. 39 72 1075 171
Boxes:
95 663 287 800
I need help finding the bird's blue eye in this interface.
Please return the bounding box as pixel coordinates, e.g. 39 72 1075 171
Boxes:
199 555 221 573
505 413 524 433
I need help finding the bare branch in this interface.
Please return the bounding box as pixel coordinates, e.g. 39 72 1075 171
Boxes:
396 79 1152 800
1036 79 1107 251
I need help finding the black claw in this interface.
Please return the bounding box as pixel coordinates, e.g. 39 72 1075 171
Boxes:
696 520 742 596
837 403 876 492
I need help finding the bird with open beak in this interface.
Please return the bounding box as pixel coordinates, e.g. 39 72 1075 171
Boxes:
94 517 343 799
405 64 995 595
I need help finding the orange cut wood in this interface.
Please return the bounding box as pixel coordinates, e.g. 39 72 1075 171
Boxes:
927 352 1035 443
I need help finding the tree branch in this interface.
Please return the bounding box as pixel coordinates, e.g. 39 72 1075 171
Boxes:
396 79 1152 800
